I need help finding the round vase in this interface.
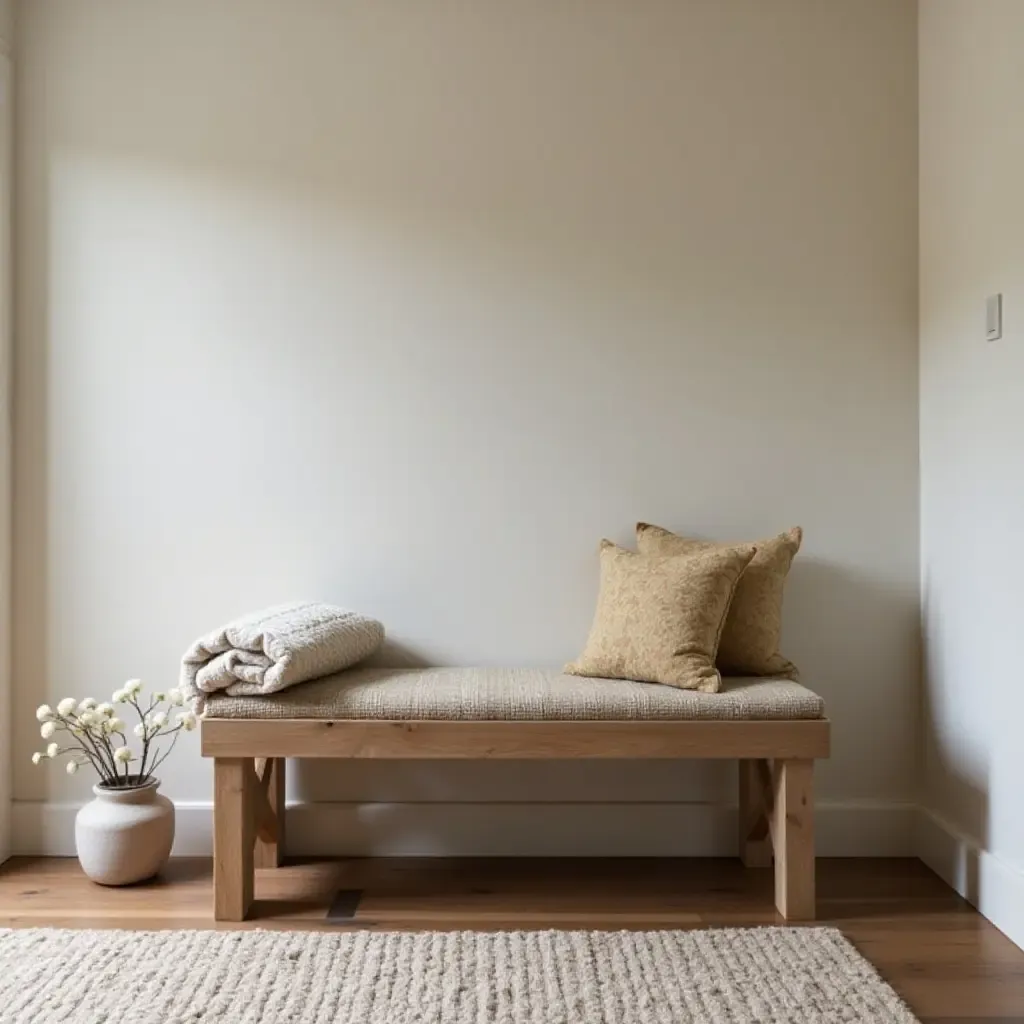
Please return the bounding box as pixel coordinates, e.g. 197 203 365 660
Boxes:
74 777 175 886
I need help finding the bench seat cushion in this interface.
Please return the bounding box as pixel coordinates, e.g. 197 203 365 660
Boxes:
203 667 824 721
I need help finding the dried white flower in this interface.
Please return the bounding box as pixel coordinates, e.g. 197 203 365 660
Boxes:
36 705 54 723
31 752 43 765
46 742 59 759
40 721 56 739
78 698 98 712
56 698 77 717
176 712 198 732
149 712 168 729
168 689 185 707
113 746 135 764
124 679 143 696
106 717 125 735
133 722 147 739
154 691 167 702
112 689 127 703
78 710 97 728
96 703 114 717
66 760 79 775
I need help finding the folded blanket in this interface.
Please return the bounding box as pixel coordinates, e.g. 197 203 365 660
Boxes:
181 602 384 706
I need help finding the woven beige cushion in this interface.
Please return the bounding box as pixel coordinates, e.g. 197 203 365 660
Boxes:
203 666 824 721
637 524 802 678
564 540 755 694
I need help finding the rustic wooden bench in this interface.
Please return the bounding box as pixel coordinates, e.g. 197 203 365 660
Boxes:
200 667 830 923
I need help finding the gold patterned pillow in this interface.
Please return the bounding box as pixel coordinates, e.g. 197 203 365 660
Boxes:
636 524 802 678
564 540 756 693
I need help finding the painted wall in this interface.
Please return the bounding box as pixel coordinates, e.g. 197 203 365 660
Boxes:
13 0 919 855
918 0 1024 948
0 0 11 865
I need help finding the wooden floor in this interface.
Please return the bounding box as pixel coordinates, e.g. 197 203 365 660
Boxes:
1 856 1021 1022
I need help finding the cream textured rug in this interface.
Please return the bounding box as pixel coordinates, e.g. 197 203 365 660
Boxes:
0 927 918 1023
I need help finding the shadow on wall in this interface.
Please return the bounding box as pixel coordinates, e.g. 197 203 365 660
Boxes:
364 639 433 670
279 552 922 856
918 567 990 906
11 93 53 805
12 0 918 819
777 556 921 803
921 688 988 905
920 681 989 912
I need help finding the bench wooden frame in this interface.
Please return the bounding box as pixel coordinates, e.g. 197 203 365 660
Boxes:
202 716 830 923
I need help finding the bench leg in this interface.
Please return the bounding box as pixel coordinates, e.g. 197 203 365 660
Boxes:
738 758 773 867
214 757 255 922
772 757 815 921
254 757 286 869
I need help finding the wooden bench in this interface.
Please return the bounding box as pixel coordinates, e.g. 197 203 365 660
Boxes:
200 667 830 922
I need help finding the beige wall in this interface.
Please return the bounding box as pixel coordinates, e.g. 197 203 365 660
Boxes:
13 0 919 854
919 0 1024 946
0 0 11 864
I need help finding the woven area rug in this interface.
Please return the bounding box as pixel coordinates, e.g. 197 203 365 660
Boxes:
0 926 917 1023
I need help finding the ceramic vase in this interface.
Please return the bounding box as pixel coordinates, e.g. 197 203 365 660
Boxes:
75 777 175 885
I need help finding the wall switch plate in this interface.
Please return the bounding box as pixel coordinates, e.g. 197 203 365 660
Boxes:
986 293 1003 341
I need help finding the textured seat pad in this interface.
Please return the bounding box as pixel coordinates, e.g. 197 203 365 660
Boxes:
204 667 824 721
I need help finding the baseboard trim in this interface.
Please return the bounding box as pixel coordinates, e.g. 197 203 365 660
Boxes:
916 806 1024 952
11 798 915 858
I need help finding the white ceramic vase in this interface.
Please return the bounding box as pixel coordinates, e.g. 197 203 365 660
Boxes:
75 777 175 886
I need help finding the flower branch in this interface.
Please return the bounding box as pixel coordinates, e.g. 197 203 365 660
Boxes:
33 680 198 788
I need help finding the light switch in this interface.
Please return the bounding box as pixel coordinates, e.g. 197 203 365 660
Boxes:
986 294 1003 341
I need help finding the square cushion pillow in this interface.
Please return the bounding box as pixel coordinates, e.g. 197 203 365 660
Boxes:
636 523 802 678
565 540 756 694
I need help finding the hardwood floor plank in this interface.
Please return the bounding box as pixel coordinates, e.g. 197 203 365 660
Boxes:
0 856 1021 1021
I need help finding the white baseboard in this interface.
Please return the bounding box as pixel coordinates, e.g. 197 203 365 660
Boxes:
916 806 1024 952
17 799 1024 950
12 798 915 858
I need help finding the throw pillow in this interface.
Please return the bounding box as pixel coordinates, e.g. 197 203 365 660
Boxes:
565 540 756 693
636 523 802 678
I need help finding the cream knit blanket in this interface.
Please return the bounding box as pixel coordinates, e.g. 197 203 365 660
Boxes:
181 602 384 706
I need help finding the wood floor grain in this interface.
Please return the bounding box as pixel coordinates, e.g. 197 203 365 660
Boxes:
1 856 1021 1022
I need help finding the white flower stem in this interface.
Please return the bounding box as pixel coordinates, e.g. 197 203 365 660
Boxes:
55 719 114 783
66 711 119 779
129 694 157 782
146 725 184 776
41 693 189 788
